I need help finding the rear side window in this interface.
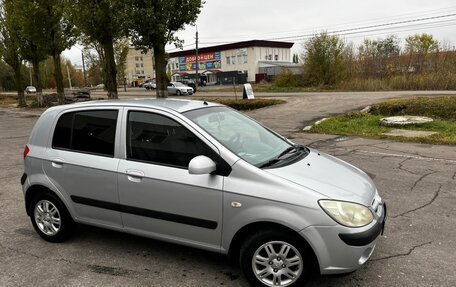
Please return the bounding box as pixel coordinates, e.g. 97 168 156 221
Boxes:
127 111 213 168
52 110 118 157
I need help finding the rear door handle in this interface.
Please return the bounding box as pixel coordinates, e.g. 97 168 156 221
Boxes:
51 158 64 168
125 169 145 182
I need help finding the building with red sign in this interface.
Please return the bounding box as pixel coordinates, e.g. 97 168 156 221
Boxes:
167 40 295 84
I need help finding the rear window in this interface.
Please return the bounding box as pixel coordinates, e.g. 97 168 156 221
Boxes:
52 110 118 157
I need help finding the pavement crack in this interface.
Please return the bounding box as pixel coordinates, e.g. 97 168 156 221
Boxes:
392 184 442 218
371 241 432 262
410 171 435 192
396 158 416 175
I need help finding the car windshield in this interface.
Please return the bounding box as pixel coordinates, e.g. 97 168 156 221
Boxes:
184 106 299 167
173 82 186 87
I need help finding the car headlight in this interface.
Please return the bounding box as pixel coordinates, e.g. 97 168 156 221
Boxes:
319 200 373 227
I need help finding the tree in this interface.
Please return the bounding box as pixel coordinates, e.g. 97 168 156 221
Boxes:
405 33 439 73
65 0 128 98
358 35 401 78
115 38 129 87
0 0 27 107
126 0 203 98
302 32 346 86
38 0 78 104
7 0 49 107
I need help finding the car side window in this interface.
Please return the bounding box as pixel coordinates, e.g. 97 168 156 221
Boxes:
126 111 212 168
52 110 118 157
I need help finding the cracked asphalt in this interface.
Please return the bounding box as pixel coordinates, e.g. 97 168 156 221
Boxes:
0 92 455 287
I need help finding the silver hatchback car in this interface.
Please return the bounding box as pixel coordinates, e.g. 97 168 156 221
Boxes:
22 99 386 287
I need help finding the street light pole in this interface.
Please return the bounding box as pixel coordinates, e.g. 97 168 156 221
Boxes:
195 27 199 87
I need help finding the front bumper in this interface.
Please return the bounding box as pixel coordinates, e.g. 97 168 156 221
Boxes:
301 203 387 274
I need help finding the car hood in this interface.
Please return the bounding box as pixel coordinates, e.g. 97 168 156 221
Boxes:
265 149 376 206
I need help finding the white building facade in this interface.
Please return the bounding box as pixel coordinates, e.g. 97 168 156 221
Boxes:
167 40 294 84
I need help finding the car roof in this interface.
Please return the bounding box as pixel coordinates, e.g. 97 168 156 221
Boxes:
49 98 222 113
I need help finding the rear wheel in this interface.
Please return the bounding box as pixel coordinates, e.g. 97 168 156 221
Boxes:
30 193 75 242
240 230 312 287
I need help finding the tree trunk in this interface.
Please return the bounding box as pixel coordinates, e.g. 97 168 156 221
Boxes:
53 53 65 105
153 44 168 98
13 61 26 108
102 39 118 99
32 60 43 107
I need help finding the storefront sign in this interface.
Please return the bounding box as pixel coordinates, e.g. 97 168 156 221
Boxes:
179 52 221 71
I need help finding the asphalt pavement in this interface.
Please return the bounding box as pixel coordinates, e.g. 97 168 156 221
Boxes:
0 91 455 286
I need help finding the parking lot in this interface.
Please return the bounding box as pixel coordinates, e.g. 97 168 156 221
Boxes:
0 92 455 286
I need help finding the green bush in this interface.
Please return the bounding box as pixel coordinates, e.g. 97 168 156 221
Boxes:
370 97 456 120
199 98 285 111
273 69 300 87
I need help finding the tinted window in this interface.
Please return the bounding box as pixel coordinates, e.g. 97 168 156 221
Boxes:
127 111 212 168
52 110 118 157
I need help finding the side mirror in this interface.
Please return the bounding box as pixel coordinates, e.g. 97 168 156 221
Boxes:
188 155 216 175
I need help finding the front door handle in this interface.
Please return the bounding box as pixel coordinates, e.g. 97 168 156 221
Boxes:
125 169 145 182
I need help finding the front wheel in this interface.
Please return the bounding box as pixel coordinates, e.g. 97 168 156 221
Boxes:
30 193 75 242
176 90 181 96
240 230 312 287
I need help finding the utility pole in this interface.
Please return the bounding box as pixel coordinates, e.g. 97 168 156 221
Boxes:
29 63 32 86
81 50 87 87
195 27 199 87
66 65 72 90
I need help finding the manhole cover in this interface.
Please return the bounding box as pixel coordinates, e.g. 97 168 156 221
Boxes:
379 116 433 126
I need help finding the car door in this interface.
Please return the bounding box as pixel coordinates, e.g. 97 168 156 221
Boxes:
167 83 176 94
117 108 224 250
42 108 123 227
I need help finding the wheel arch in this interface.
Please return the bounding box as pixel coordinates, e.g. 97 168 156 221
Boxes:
227 221 320 273
25 184 73 219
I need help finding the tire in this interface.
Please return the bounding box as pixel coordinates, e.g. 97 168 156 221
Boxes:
240 230 312 287
176 90 181 96
30 192 75 242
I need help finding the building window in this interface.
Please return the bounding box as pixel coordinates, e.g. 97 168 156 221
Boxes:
140 56 143 61
135 56 139 61
136 64 140 68
231 56 236 64
141 63 144 68
243 54 248 64
268 54 272 61
275 55 279 61
226 57 230 65
237 55 242 65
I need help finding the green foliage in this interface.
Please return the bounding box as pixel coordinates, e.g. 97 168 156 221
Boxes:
198 98 285 111
311 97 456 145
273 69 299 87
370 97 456 120
302 32 347 86
66 0 129 98
125 0 203 97
357 35 400 78
405 33 439 55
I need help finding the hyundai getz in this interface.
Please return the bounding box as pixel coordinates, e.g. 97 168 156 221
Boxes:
22 99 386 287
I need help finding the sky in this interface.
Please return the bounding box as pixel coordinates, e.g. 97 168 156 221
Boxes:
63 0 456 66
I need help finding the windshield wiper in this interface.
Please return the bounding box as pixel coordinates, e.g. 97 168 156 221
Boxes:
259 145 304 168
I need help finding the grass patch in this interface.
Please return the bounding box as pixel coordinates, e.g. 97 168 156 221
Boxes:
198 98 285 111
309 97 456 145
0 95 21 106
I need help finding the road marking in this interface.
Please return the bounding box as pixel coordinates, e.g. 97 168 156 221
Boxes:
356 150 456 164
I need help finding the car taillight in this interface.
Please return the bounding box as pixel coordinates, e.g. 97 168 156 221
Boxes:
23 145 30 159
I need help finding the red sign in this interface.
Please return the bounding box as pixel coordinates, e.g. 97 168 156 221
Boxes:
185 52 216 63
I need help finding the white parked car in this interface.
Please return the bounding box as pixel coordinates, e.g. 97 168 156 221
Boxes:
167 81 194 96
25 86 37 94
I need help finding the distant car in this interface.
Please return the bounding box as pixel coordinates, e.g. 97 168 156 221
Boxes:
167 81 193 96
64 89 91 103
95 83 105 89
178 79 197 91
143 82 156 90
25 86 36 94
